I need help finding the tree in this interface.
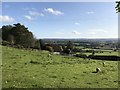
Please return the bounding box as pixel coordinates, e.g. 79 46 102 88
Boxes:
0 28 2 45
50 44 63 52
2 25 13 41
2 23 35 48
66 41 73 50
66 41 74 50
45 46 54 52
65 41 74 54
116 1 120 12
92 51 95 56
39 39 45 50
10 23 34 47
34 39 41 49
7 34 15 44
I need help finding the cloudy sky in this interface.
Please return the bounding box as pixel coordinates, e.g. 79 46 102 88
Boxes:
1 2 118 39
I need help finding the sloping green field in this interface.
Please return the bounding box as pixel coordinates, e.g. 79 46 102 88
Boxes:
2 46 118 88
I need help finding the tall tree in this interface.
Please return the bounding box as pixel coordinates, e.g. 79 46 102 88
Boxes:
2 23 35 48
11 23 34 48
39 39 45 50
34 39 41 49
2 25 13 41
65 41 74 54
7 34 15 44
116 1 120 12
66 41 74 50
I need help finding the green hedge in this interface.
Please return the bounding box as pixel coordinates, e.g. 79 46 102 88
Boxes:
88 55 119 61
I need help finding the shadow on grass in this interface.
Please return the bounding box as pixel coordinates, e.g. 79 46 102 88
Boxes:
92 71 97 73
88 55 120 61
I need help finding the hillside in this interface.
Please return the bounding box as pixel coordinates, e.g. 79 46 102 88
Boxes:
2 46 118 88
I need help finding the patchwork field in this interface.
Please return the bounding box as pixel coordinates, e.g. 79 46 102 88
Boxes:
2 46 118 88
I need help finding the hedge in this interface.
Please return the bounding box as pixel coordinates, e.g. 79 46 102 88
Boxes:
88 55 120 61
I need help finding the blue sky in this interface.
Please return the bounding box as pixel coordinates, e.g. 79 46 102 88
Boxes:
1 2 118 39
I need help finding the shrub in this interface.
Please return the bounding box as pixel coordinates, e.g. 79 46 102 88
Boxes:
88 55 119 61
45 44 63 52
73 48 82 52
45 46 54 52
86 50 94 53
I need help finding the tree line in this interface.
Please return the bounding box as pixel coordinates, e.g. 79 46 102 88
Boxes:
1 23 74 54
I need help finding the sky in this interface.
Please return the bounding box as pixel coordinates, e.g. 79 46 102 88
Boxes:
1 2 118 39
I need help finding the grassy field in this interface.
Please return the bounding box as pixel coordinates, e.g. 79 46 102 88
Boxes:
2 46 118 88
82 51 118 56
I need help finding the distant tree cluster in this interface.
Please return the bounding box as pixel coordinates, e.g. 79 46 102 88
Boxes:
45 44 63 52
38 39 75 54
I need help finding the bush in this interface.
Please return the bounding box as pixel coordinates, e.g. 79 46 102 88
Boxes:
88 55 119 61
73 48 82 52
45 44 63 52
86 50 95 53
45 46 54 52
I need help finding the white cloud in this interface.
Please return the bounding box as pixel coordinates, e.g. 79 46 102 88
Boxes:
72 30 81 35
29 11 44 16
89 29 108 33
87 29 108 36
0 15 14 22
86 11 95 14
25 15 32 20
75 22 80 25
96 29 108 33
44 8 64 15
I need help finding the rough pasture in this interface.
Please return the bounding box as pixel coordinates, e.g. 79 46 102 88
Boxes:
2 46 118 88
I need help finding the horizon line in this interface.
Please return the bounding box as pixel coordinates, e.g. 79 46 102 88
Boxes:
40 37 118 39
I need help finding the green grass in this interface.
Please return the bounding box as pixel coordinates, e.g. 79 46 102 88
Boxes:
80 50 118 56
76 48 118 56
83 51 118 56
2 46 118 88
